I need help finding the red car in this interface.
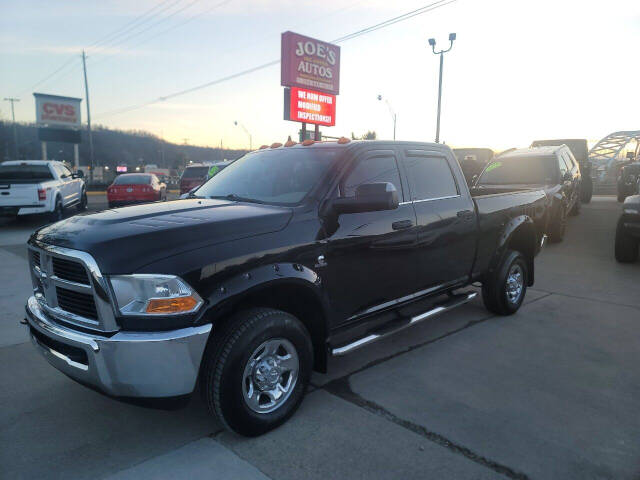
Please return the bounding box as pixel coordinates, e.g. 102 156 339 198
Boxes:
107 173 166 208
179 164 210 194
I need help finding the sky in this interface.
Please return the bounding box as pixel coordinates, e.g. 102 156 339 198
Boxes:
1 0 639 151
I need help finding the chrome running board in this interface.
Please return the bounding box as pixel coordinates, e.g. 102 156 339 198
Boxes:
331 292 478 356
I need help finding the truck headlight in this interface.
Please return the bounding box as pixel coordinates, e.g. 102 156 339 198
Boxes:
109 274 203 316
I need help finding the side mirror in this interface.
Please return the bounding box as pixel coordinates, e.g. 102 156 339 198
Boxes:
563 172 572 182
73 170 84 179
331 182 399 215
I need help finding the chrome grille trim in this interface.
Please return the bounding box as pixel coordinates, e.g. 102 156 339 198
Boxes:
28 240 119 333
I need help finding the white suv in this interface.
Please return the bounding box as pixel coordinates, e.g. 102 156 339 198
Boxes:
0 160 87 221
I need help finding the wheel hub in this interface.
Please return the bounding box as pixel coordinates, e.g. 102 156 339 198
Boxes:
241 338 299 414
252 357 281 390
506 264 524 304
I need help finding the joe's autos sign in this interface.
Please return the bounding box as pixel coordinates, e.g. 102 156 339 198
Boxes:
281 31 340 95
34 93 81 127
284 87 336 126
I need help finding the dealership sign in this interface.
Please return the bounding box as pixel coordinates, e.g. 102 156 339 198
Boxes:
284 87 336 126
34 93 81 127
281 31 340 95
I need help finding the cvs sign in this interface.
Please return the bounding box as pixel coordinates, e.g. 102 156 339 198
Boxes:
34 93 81 127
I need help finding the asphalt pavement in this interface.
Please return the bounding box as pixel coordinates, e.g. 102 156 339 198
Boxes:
1 195 639 479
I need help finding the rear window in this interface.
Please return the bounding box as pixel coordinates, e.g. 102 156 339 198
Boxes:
181 167 209 179
0 164 54 181
114 175 151 185
478 156 558 185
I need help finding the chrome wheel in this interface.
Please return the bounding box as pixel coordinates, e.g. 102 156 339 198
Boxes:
505 264 524 304
242 338 299 414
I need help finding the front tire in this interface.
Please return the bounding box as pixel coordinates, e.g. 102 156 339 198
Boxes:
569 196 581 216
482 250 528 316
201 308 313 436
615 217 639 263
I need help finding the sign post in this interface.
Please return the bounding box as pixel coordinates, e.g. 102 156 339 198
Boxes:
281 32 341 140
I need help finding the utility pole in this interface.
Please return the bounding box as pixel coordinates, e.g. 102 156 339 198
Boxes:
377 95 397 140
3 97 20 159
233 121 252 150
82 51 95 183
428 33 456 143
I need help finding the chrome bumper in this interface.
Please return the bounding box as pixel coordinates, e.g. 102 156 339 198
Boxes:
25 296 212 398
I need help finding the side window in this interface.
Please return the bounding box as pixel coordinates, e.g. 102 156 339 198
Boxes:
60 165 72 178
402 155 458 201
558 155 568 176
340 154 402 199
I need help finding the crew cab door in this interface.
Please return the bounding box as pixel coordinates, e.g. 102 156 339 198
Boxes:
54 164 79 206
323 149 418 323
399 149 477 290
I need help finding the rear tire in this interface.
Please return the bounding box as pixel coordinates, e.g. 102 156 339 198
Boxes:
482 250 528 315
569 197 581 216
49 197 63 222
77 189 88 211
548 205 567 243
615 217 639 263
580 178 593 203
201 308 313 437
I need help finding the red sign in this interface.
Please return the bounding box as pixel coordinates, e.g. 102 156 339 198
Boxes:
281 31 340 95
34 93 82 127
116 166 128 173
285 87 336 126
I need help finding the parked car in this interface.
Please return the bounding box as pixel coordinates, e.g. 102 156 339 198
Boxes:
531 139 593 203
179 164 209 194
0 160 86 221
616 161 640 202
474 145 581 243
24 140 547 436
615 195 640 262
452 147 494 185
107 173 166 208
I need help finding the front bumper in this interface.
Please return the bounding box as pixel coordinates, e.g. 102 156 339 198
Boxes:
25 296 212 398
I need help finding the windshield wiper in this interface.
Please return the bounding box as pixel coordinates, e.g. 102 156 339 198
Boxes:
208 194 265 204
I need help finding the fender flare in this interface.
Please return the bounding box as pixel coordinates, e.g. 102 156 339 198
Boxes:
489 215 537 286
198 262 328 329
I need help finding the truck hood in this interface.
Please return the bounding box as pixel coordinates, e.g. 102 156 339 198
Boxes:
33 199 293 273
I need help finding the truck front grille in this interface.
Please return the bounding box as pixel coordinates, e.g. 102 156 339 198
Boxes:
56 287 98 320
28 243 118 332
52 257 90 284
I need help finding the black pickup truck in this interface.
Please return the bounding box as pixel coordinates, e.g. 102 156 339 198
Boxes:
24 140 548 436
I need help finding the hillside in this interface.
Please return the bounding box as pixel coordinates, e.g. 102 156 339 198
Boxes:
0 121 248 169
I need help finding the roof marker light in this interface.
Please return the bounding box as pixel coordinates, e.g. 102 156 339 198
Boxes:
259 145 269 149
271 142 283 148
284 139 297 147
337 137 351 144
302 139 315 146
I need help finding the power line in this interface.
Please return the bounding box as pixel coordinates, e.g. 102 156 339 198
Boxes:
95 0 458 120
14 0 183 96
88 0 203 57
88 0 234 69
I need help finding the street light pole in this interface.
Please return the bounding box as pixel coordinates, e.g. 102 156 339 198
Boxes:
234 121 252 150
377 95 397 140
428 33 456 143
3 97 20 159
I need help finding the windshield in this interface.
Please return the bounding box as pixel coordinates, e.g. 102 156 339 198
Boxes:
195 148 340 205
114 175 152 185
0 164 54 181
478 156 558 185
181 167 209 179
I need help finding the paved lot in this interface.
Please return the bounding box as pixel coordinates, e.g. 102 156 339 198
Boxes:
1 195 639 479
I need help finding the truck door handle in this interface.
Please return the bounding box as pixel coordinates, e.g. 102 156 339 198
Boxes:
392 219 413 230
457 210 473 219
